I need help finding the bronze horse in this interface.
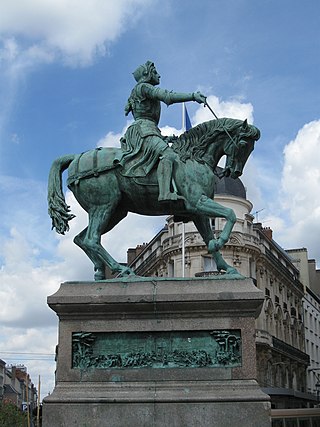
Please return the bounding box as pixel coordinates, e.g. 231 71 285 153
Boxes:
48 118 260 280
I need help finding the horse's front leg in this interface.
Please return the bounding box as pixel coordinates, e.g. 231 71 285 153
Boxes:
194 195 236 251
193 214 238 275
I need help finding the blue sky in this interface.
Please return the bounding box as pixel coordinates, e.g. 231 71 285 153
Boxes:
0 0 319 398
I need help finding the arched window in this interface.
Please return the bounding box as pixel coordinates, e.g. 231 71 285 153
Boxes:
264 298 274 333
283 312 291 345
291 318 298 347
274 305 284 340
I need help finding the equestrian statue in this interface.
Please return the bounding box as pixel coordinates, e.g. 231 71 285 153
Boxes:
48 61 261 280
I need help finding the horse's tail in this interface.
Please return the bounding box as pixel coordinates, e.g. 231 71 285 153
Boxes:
48 154 76 235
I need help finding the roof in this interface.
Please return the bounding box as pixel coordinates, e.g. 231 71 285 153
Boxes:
4 384 20 395
214 167 246 199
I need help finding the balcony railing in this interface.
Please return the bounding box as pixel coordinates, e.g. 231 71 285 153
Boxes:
272 336 310 364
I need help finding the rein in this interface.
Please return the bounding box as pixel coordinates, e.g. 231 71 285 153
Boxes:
204 101 239 148
173 118 241 179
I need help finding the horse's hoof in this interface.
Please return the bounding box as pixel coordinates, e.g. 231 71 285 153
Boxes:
226 267 239 275
216 267 239 276
124 271 136 277
94 270 106 280
119 268 136 277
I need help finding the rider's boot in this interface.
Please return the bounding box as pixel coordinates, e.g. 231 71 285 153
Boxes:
157 156 178 201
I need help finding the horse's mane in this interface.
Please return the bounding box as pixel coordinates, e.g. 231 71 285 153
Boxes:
172 118 259 163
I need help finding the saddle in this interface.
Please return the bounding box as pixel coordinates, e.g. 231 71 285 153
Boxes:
67 147 123 186
66 146 159 187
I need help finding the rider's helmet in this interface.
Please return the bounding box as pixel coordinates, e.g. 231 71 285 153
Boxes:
132 61 156 83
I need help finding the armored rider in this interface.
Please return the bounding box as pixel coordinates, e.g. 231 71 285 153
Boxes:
121 60 206 201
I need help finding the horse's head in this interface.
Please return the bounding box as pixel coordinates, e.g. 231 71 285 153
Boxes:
221 119 260 179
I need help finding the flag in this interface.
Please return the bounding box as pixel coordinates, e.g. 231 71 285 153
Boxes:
181 102 192 278
182 102 192 131
185 104 192 130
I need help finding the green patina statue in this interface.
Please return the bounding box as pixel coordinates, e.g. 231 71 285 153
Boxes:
48 61 260 280
121 60 206 201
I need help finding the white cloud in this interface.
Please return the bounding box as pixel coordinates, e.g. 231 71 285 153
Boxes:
0 0 151 67
0 226 61 399
97 121 133 148
97 122 182 149
0 37 19 62
0 0 152 141
281 121 320 217
242 120 320 265
0 326 57 398
160 125 182 137
98 130 124 148
275 120 320 262
193 95 254 125
240 156 264 208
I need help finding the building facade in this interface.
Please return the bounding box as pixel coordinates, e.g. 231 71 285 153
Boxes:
0 359 5 402
287 248 320 402
2 364 37 412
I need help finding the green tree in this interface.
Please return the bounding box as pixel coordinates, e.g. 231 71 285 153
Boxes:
0 401 27 427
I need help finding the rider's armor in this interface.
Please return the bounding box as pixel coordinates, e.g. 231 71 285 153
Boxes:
122 70 197 201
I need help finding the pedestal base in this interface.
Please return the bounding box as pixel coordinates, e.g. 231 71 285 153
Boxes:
43 277 271 427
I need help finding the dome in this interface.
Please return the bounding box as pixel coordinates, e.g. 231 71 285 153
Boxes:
214 167 247 199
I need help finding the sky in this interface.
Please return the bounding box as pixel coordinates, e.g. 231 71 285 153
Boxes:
0 0 319 400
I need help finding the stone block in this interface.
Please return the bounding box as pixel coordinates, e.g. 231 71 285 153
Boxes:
43 277 271 426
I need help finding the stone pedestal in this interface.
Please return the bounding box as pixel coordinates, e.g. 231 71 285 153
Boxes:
43 277 271 426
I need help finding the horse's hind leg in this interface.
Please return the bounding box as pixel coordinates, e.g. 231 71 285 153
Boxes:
81 205 135 280
74 227 106 280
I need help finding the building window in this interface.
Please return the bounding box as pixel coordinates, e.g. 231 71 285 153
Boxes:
249 259 256 279
203 256 217 272
168 260 174 277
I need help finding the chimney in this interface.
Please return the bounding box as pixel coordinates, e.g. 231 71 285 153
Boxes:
127 243 148 265
262 227 273 240
127 248 137 265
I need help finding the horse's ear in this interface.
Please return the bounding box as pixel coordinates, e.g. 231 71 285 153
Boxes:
242 119 248 130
